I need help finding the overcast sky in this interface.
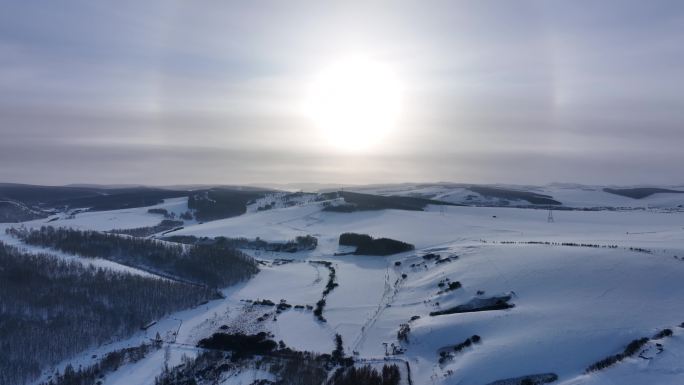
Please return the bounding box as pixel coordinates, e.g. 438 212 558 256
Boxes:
1 0 683 186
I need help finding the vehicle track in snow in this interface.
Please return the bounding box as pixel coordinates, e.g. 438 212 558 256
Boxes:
351 264 404 353
349 239 483 355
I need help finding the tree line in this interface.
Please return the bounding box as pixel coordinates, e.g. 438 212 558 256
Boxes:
38 341 161 385
154 330 400 385
188 189 267 221
7 226 259 288
109 219 184 237
339 233 415 256
165 234 318 253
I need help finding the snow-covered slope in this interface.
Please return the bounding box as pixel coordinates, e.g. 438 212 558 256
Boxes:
0 198 193 278
162 200 684 384
8 194 684 385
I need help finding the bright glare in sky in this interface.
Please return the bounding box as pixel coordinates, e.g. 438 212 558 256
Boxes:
304 57 403 152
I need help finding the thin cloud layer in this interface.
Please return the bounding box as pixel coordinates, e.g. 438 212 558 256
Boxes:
1 1 683 185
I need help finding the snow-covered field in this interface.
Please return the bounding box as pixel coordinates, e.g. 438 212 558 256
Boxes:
349 182 684 210
7 190 684 385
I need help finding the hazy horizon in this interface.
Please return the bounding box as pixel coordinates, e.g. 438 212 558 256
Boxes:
3 180 684 192
2 1 683 186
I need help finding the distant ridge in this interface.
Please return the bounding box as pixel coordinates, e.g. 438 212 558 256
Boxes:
603 187 684 199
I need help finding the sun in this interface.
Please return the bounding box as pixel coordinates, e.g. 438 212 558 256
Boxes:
303 56 403 152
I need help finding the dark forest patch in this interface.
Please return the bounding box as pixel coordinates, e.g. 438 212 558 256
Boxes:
0 201 45 222
584 328 677 374
603 187 684 199
8 226 259 288
164 234 318 253
0 183 275 218
339 233 415 256
430 295 514 316
0 243 213 385
198 332 278 357
110 219 184 237
156 330 400 385
467 186 561 205
485 373 558 385
322 191 457 212
188 188 270 221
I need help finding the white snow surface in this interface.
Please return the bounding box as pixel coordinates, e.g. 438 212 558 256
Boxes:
13 193 684 385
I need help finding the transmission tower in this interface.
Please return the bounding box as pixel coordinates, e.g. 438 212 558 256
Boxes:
547 209 554 223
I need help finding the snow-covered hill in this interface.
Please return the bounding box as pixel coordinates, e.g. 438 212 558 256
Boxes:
347 183 684 210
4 188 684 385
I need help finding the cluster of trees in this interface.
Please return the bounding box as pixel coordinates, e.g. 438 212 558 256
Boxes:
59 189 186 212
430 295 514 317
247 298 313 322
397 324 410 343
653 328 673 339
0 184 188 212
437 278 461 294
156 330 398 385
7 226 259 288
485 373 558 385
154 349 331 385
457 335 480 349
109 219 184 237
165 234 319 253
330 334 352 366
38 342 161 385
321 191 454 212
467 186 561 205
198 332 278 359
147 208 178 218
188 189 267 221
0 242 213 385
339 233 414 256
339 233 374 246
213 235 318 253
0 201 44 222
310 261 338 322
327 365 400 385
254 191 330 212
154 351 234 385
171 332 331 384
585 338 650 372
585 329 674 373
603 187 684 199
